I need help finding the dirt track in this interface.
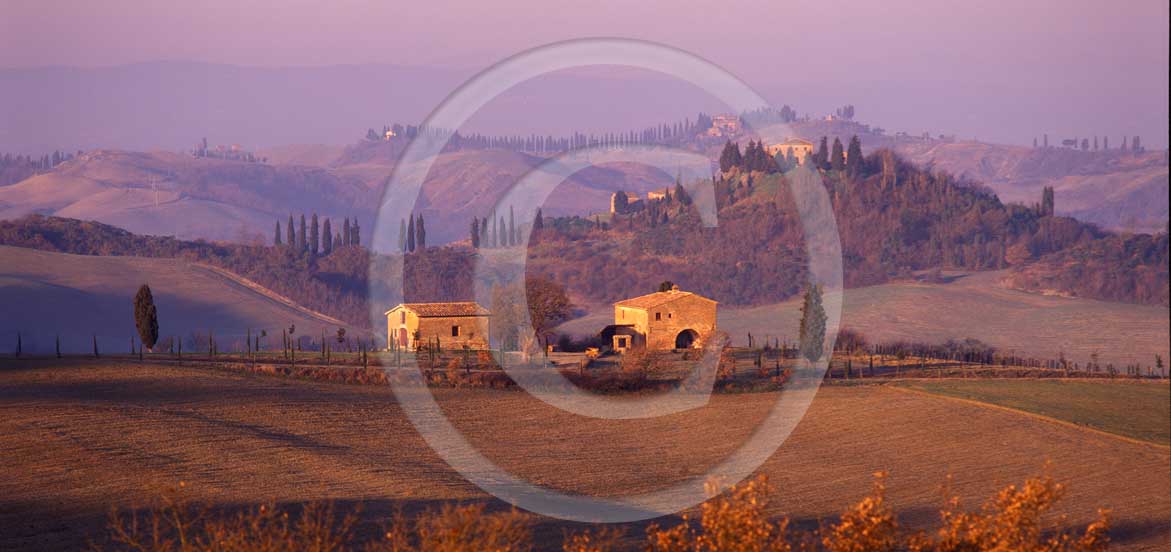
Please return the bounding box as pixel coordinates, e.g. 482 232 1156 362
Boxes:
1 360 1167 550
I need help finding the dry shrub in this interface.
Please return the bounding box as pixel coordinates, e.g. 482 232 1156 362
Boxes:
907 475 1109 552
101 482 357 552
562 526 625 552
373 503 531 552
104 473 1110 552
648 472 1108 552
821 472 898 552
646 475 792 551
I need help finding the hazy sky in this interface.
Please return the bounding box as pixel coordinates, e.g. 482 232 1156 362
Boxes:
2 0 1168 146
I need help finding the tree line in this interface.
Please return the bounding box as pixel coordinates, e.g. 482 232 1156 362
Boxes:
1033 133 1147 153
273 213 361 255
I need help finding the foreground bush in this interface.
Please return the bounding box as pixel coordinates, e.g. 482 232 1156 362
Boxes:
99 473 1109 551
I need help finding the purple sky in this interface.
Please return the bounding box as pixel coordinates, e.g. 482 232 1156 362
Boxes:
2 0 1168 147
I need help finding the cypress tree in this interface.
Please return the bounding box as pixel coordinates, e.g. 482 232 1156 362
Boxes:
274 220 282 246
831 137 845 172
533 209 544 230
508 206 515 246
133 284 160 351
298 214 307 252
343 218 351 247
846 135 863 176
416 215 425 250
286 215 295 246
350 219 360 246
814 136 829 169
470 217 480 248
399 218 407 252
310 213 319 256
321 218 332 255
798 283 827 363
407 215 416 252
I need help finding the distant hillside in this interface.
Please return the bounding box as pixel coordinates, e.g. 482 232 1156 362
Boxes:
894 141 1168 233
782 120 1168 233
521 148 1166 307
1004 231 1169 306
0 245 348 354
0 149 375 243
0 145 673 245
0 215 374 326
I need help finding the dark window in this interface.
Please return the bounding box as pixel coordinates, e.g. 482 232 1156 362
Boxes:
655 312 662 321
400 311 406 324
451 325 461 337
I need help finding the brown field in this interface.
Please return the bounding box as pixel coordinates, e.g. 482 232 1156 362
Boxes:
1 360 1168 550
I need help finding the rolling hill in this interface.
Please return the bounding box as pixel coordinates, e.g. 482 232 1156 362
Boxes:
0 245 349 354
0 149 375 243
894 141 1168 233
0 145 673 246
787 120 1169 233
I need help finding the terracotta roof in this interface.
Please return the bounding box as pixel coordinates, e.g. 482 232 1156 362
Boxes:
781 138 813 146
614 290 714 310
386 302 490 317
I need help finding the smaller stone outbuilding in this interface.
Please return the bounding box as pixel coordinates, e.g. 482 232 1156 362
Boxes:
385 302 490 350
610 286 718 351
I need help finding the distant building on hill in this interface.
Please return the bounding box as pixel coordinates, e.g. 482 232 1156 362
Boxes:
610 188 671 214
605 286 718 352
766 138 815 164
385 302 490 350
706 114 742 137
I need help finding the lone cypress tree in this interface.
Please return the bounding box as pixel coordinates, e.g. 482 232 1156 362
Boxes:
133 284 160 352
798 283 827 363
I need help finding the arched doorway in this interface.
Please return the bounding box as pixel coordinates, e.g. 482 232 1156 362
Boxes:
674 329 699 349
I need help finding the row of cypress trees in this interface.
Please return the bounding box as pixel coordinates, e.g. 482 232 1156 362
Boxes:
273 214 360 254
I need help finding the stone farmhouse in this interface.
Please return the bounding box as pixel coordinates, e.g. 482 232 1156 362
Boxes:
385 302 490 350
608 286 718 352
766 138 814 164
